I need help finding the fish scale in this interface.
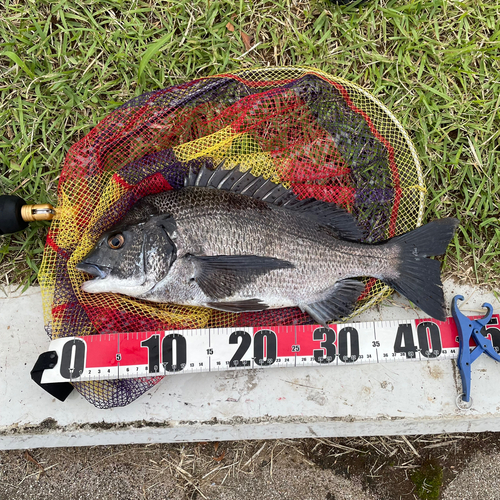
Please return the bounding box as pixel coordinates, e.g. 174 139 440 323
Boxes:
142 188 384 295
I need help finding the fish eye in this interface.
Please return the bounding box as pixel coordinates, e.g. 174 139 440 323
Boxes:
108 233 125 249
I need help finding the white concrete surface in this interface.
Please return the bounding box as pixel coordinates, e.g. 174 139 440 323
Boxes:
0 280 499 450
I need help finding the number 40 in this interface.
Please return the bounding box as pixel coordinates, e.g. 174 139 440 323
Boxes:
394 323 442 359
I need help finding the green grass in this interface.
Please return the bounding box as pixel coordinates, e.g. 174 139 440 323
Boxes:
1 0 499 288
411 459 443 500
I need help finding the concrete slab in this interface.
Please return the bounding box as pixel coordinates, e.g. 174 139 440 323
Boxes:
0 280 499 450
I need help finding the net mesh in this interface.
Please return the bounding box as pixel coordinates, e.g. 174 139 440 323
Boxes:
38 67 425 408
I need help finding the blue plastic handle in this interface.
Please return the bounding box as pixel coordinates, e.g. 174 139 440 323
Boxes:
452 295 496 402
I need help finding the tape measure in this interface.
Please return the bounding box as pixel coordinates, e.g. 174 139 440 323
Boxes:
40 314 500 385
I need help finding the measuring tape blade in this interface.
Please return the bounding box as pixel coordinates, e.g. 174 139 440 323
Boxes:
40 314 500 385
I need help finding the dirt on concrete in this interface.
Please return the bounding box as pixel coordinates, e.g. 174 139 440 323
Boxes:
1 433 500 500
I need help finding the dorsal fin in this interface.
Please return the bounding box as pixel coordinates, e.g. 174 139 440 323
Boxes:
184 161 297 205
184 161 363 241
281 197 364 241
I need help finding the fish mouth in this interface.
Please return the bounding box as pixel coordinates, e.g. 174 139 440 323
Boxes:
75 261 109 280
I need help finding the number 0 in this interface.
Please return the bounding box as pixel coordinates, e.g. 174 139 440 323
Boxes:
162 334 187 372
60 339 86 379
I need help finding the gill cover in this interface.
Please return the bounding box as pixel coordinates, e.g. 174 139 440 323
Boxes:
77 214 177 295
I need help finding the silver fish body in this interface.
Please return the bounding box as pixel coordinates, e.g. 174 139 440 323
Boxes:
77 166 458 324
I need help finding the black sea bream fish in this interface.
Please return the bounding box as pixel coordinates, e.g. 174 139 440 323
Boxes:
76 165 459 325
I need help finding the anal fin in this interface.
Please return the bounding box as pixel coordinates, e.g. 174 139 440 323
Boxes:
301 279 365 326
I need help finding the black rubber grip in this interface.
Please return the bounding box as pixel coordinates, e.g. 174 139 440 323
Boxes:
0 195 29 235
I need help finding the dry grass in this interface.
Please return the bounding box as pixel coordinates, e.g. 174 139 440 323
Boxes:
2 434 498 499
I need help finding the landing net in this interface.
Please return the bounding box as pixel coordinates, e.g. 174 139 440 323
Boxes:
38 67 425 408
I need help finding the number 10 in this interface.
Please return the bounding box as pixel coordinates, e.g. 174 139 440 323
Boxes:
141 334 187 373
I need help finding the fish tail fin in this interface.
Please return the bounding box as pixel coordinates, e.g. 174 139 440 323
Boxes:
383 218 459 321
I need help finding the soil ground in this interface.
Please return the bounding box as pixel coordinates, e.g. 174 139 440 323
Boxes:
1 433 500 500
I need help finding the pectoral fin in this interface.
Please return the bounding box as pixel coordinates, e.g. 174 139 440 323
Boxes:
186 254 294 300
